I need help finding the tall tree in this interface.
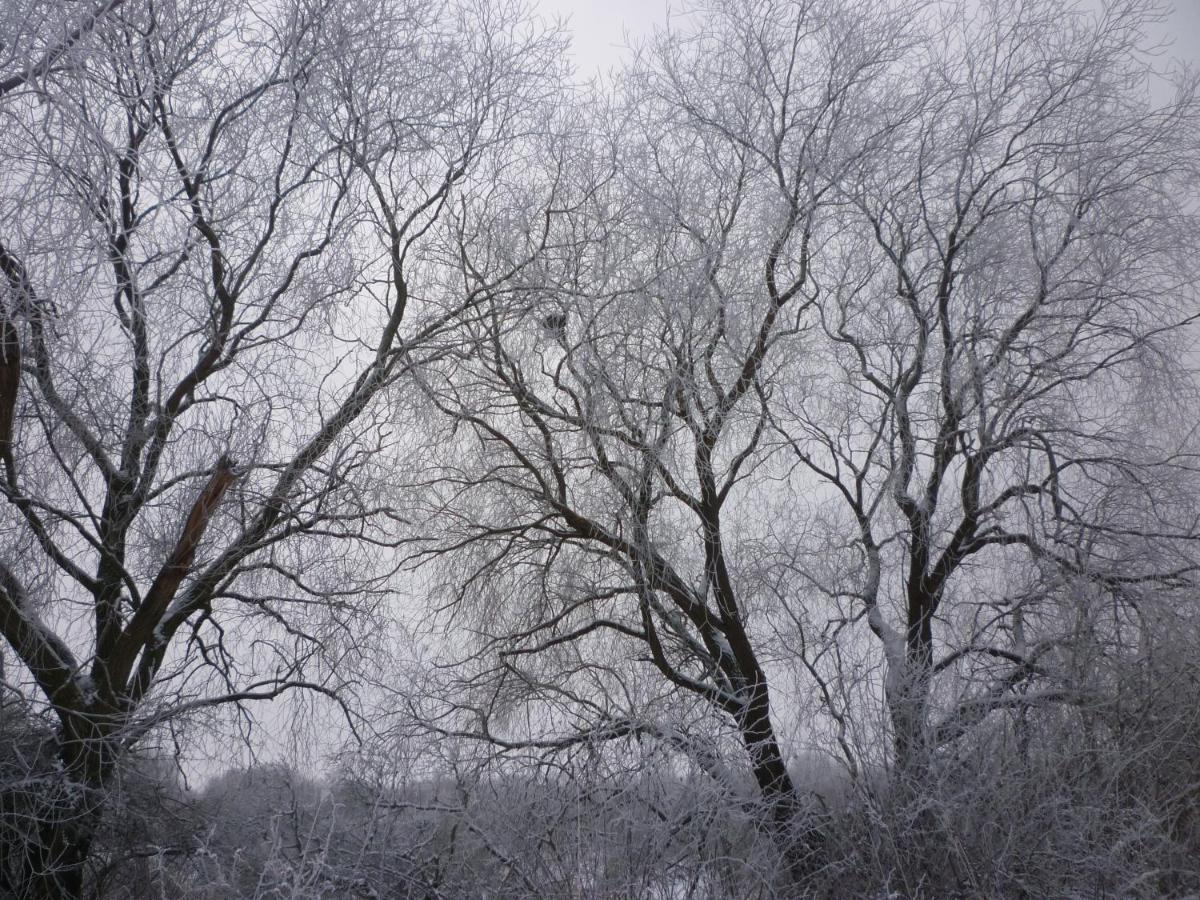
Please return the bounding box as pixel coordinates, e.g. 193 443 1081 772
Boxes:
399 0 1199 886
402 0 918 879
0 0 561 895
773 0 1200 781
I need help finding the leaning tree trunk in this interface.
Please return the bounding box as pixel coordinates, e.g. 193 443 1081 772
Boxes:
736 676 826 886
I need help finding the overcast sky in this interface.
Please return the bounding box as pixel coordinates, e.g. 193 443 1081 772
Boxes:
535 0 1200 78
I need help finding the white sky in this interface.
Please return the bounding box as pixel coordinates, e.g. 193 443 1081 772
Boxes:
535 0 1200 77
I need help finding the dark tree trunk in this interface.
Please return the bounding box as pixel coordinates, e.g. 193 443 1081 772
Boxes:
892 579 938 779
17 713 114 900
29 817 95 900
737 679 825 886
888 582 962 889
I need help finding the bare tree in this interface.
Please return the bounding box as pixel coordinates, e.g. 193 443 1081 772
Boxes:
393 0 1200 890
0 0 561 895
771 0 1200 784
399 0 922 882
2 0 1197 895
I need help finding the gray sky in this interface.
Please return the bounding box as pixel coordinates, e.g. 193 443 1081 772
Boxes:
1163 0 1200 61
536 0 1200 77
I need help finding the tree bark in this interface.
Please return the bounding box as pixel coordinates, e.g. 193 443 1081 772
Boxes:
736 680 824 885
16 712 116 900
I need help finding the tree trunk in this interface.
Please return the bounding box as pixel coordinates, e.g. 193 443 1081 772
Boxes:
29 816 96 900
892 579 937 780
887 598 962 890
17 714 113 900
737 680 824 886
889 659 933 783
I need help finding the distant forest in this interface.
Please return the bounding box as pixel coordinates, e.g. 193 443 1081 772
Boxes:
1 0 1198 896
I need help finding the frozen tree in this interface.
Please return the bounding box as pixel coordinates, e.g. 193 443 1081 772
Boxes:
397 0 1199 891
773 0 1200 783
401 0 921 882
0 0 562 894
1 0 1197 896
